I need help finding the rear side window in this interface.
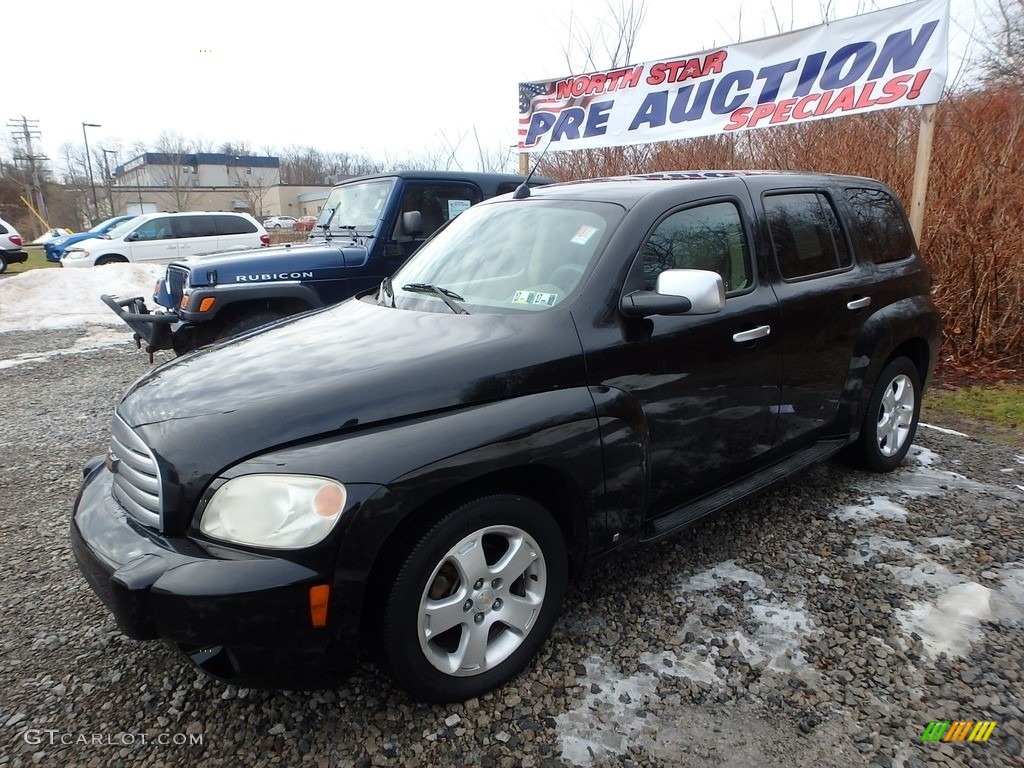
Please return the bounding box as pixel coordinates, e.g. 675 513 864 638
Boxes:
400 183 482 237
764 192 851 279
640 201 752 293
844 187 915 264
215 215 257 235
174 216 218 238
0 223 8 235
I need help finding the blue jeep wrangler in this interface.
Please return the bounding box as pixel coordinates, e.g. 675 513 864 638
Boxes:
104 171 549 357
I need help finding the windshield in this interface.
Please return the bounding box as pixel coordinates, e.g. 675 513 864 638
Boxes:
107 217 143 240
89 216 127 233
314 178 396 233
389 198 622 313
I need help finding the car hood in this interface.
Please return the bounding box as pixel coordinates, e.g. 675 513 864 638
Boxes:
118 298 586 489
177 241 369 286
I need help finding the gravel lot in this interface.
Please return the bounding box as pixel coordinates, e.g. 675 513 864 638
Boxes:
1 327 1022 768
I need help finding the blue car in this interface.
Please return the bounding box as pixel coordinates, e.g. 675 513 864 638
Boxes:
45 215 137 262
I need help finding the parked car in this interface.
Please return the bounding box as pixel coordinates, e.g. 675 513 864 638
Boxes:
102 171 552 355
0 217 28 273
72 171 940 701
31 228 73 247
263 216 297 229
294 215 318 232
45 215 137 262
61 212 269 267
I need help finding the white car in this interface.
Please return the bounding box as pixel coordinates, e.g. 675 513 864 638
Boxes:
263 216 297 229
62 212 269 267
0 217 28 273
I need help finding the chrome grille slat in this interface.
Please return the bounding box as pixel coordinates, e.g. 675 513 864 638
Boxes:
109 415 162 530
166 265 189 306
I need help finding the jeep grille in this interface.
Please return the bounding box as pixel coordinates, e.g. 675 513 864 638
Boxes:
109 415 162 530
166 265 190 307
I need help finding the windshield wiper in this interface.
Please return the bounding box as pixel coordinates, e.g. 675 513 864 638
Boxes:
402 283 469 315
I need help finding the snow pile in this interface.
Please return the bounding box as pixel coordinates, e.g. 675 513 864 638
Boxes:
0 264 161 333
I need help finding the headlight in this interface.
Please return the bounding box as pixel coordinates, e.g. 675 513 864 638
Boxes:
65 249 89 259
200 474 347 549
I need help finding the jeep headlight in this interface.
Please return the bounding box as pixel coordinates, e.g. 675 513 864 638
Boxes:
200 474 347 549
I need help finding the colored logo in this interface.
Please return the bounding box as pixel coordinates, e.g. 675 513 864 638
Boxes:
921 721 997 743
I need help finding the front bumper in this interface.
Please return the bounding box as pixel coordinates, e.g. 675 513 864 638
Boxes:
101 294 177 355
71 463 358 688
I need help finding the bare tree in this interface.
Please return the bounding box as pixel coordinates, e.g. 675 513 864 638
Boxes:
976 0 1024 87
227 158 277 219
150 131 201 211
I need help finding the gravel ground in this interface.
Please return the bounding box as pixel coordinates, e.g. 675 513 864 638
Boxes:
1 328 1022 768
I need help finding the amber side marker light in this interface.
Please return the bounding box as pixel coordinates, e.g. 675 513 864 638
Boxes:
309 584 331 628
198 297 216 312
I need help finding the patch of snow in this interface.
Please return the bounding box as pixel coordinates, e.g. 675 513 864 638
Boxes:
556 656 661 766
730 602 818 678
678 560 766 593
924 536 969 552
0 326 133 371
909 445 940 466
0 264 161 333
640 649 717 685
919 422 970 438
833 495 908 524
897 582 993 659
846 536 916 565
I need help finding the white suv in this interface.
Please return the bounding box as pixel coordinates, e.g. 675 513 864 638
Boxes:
62 211 269 268
0 217 28 273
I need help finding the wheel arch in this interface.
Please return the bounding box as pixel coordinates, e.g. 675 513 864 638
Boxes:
358 462 589 655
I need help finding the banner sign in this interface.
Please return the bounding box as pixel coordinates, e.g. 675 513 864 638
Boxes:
517 0 948 151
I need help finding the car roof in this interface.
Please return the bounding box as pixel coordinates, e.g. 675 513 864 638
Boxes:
334 169 556 189
523 170 884 205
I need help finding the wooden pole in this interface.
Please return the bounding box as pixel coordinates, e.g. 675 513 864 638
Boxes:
518 151 530 176
909 103 938 244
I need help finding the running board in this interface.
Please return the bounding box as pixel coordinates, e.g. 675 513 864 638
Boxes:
642 439 846 542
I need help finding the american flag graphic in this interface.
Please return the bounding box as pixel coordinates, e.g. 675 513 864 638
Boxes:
518 80 598 148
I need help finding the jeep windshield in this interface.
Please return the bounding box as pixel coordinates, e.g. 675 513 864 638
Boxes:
313 178 396 236
385 198 623 314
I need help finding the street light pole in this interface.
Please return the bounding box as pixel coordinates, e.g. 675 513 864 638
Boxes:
82 122 101 222
101 149 118 216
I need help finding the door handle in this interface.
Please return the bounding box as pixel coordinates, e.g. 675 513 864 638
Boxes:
732 325 771 343
166 244 177 249
847 296 871 310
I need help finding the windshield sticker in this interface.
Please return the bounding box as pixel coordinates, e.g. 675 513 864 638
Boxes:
571 225 599 245
512 290 558 306
448 199 472 218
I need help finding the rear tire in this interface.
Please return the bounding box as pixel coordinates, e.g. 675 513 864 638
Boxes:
0 254 7 274
381 495 567 702
853 357 921 472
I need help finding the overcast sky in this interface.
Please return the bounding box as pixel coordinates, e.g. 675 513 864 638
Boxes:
5 0 986 173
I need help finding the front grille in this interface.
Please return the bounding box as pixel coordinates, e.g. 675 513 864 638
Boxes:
166 265 190 307
109 415 162 530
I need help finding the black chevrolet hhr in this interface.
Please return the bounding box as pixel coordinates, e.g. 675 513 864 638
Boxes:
72 171 940 702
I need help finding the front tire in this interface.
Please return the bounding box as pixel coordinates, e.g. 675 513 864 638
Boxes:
95 255 128 266
854 357 921 472
381 495 567 702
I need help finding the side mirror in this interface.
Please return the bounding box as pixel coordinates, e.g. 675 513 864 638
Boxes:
620 269 725 318
125 231 139 242
401 210 423 237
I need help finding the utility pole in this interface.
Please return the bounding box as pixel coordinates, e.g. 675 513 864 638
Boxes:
102 149 118 216
82 122 102 222
6 116 49 227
